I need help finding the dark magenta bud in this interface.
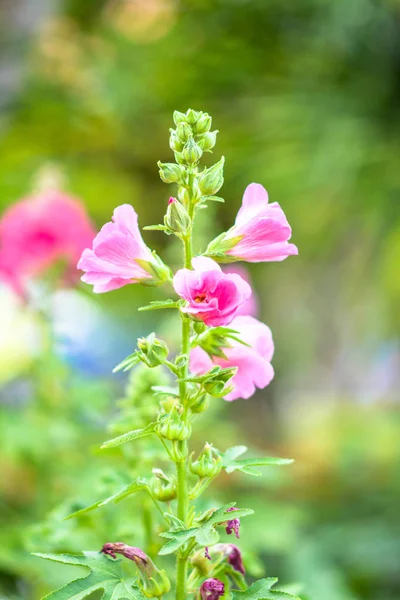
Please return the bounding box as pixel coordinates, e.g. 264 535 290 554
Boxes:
200 578 225 600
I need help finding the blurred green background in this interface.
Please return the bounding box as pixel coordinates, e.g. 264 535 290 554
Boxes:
0 1 399 599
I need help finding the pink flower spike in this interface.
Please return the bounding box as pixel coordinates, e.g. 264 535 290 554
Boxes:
78 204 170 293
189 315 274 401
173 256 252 327
207 183 298 263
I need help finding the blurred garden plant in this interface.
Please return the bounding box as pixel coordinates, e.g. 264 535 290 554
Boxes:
37 110 299 600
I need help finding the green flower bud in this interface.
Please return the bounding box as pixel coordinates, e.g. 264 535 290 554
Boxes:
195 113 212 134
164 198 191 234
196 130 218 152
174 151 185 165
173 110 187 126
137 333 169 368
189 443 222 478
182 138 203 164
193 321 206 334
176 121 192 143
198 157 225 196
169 129 184 152
150 469 177 502
203 366 237 398
140 569 171 599
178 186 190 205
189 392 210 414
186 109 200 124
158 405 191 441
157 161 185 184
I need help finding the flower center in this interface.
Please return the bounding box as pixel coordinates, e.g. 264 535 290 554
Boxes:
194 293 207 303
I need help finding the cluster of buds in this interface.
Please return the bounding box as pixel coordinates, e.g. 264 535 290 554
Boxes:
189 443 222 478
149 468 177 502
157 404 191 442
169 109 217 164
101 542 171 598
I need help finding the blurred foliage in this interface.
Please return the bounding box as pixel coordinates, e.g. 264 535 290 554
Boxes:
0 0 399 599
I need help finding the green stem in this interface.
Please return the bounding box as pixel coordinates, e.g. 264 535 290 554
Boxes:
176 201 194 600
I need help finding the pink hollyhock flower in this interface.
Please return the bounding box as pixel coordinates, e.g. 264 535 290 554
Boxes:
78 204 170 293
190 315 274 400
0 190 95 295
223 265 258 317
172 256 252 327
206 183 298 263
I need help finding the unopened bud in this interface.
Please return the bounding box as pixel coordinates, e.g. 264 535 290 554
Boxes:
169 129 184 152
196 131 218 152
176 121 192 143
158 404 191 441
178 186 190 205
203 366 237 398
198 157 224 196
189 443 222 478
158 161 184 184
200 578 225 600
173 110 187 126
150 469 177 502
137 333 169 368
164 198 191 234
195 113 212 134
189 392 210 414
182 138 203 164
186 109 200 124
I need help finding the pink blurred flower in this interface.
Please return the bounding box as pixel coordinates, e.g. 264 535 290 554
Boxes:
78 204 170 293
207 183 298 263
190 315 274 401
173 256 252 327
223 265 258 317
0 190 95 294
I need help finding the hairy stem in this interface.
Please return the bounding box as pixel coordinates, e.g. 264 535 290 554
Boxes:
176 199 194 600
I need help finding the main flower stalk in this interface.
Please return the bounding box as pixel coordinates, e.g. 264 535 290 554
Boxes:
176 181 194 600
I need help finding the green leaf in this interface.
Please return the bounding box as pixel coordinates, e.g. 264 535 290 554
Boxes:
64 481 145 520
158 527 199 555
138 299 179 312
34 552 147 600
222 447 293 476
203 196 225 203
232 578 301 600
152 385 179 397
194 503 254 547
113 353 140 373
101 423 157 449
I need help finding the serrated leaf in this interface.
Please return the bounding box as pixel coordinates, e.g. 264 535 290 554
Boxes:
158 527 199 555
101 423 157 449
138 300 179 312
34 552 147 600
164 513 186 529
152 385 179 397
222 447 293 476
232 578 301 600
65 481 145 520
194 523 220 546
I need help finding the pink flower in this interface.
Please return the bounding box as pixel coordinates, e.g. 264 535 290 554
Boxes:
172 257 252 327
78 204 170 293
223 265 258 317
190 315 274 401
0 190 95 294
206 183 298 262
